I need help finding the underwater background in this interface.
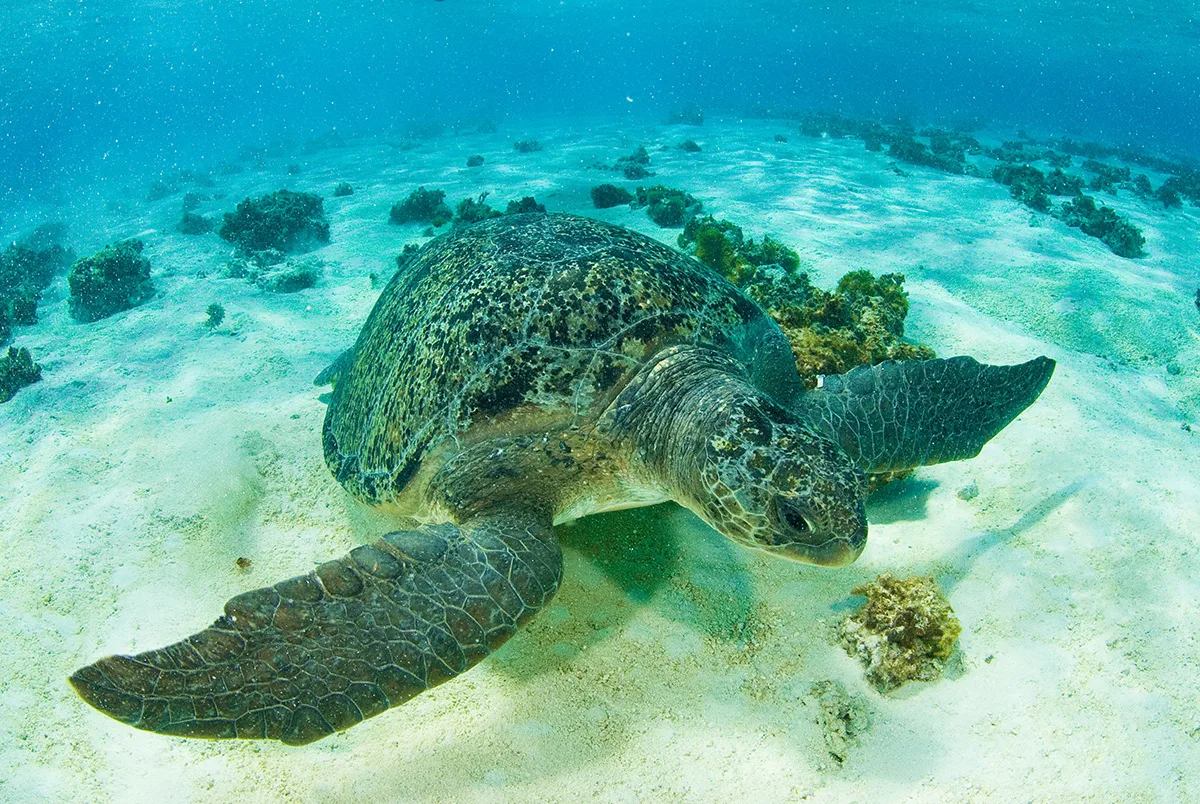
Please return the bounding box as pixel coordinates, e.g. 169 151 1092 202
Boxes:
2 1 1199 802
3 0 1198 200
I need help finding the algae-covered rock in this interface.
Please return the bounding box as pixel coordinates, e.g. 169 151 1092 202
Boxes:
590 183 634 209
146 179 177 202
1156 184 1182 209
390 186 453 227
261 259 321 293
679 216 801 280
1058 194 1145 258
765 271 936 387
1161 173 1199 205
1045 168 1085 196
0 345 42 403
181 192 205 212
840 573 962 692
992 163 1051 212
621 162 653 180
219 190 330 255
178 212 213 235
1082 159 1130 194
395 243 422 273
633 185 701 228
616 146 654 180
67 239 155 322
1 239 75 330
453 192 502 226
888 134 965 174
505 196 546 215
677 217 933 389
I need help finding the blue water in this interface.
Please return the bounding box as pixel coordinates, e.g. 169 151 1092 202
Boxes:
2 1 1197 199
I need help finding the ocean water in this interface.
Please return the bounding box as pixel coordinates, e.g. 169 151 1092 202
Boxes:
1 2 1198 802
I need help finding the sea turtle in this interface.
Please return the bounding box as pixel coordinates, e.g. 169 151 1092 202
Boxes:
70 213 1054 745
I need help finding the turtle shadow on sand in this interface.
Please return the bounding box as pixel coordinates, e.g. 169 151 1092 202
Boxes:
557 505 686 603
938 476 1093 592
864 477 938 524
564 503 765 642
488 501 762 686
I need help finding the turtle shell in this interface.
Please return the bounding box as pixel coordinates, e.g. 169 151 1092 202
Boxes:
323 213 780 504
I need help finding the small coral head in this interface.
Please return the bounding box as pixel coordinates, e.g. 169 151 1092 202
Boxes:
685 400 868 567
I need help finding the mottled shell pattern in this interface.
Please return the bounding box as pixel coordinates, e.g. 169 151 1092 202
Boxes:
323 213 774 506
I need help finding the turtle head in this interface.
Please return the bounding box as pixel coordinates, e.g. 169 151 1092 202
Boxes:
615 345 868 566
676 398 869 567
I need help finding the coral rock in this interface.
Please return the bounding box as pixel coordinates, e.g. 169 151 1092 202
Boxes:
840 573 962 692
67 239 155 323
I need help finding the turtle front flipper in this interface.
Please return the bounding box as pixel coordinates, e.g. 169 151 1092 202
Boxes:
792 356 1055 474
69 514 562 745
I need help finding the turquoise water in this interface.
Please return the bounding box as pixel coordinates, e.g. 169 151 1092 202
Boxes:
2 1 1197 200
2 3 1198 802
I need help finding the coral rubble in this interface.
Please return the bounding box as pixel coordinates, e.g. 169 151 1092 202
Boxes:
811 680 870 764
227 253 322 293
840 573 962 692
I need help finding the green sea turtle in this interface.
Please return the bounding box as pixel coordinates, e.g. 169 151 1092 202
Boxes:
70 213 1053 745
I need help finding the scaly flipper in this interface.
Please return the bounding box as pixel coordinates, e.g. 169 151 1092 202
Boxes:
313 347 355 388
792 356 1055 474
70 514 561 745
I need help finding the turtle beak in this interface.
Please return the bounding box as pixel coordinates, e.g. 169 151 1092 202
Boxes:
762 495 867 566
765 531 866 567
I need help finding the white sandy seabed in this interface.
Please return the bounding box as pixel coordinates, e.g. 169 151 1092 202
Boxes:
1 118 1198 803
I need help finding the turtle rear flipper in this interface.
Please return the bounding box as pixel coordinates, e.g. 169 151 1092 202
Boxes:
70 514 561 745
314 347 355 388
792 356 1055 475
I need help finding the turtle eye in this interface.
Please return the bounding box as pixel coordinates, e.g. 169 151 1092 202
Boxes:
773 497 815 535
